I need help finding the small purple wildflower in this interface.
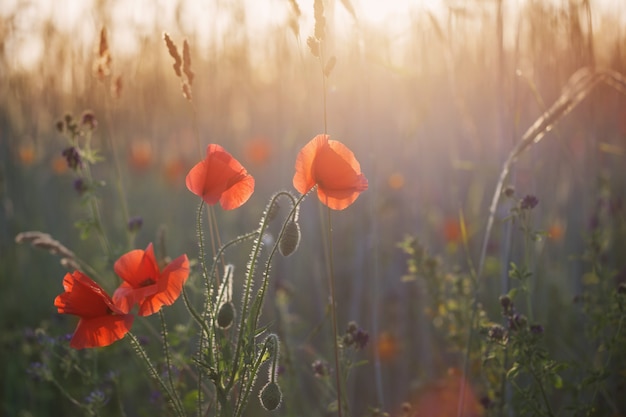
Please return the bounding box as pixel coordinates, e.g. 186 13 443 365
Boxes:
520 195 539 210
128 216 143 233
73 178 88 195
311 359 329 378
530 324 544 335
353 329 369 350
62 147 82 170
81 110 97 130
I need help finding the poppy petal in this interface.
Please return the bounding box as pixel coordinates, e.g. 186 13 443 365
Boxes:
114 243 160 288
293 134 327 195
293 135 368 210
54 271 120 317
70 314 134 349
138 254 190 316
186 144 255 209
112 282 158 314
220 173 255 210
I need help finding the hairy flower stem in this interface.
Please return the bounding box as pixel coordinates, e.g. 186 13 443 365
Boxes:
159 311 178 404
127 332 185 417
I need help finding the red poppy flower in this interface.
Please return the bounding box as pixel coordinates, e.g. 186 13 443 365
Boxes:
112 243 189 316
54 271 134 349
293 134 368 210
186 144 255 210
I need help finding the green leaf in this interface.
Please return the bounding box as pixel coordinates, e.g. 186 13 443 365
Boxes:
506 362 520 380
327 400 338 412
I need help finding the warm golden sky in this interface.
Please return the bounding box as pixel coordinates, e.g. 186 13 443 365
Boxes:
2 0 625 70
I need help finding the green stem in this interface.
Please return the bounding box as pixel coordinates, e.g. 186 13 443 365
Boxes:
127 332 186 417
325 206 344 417
233 335 275 417
159 310 182 412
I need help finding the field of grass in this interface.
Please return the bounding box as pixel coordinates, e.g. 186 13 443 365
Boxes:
1 0 626 416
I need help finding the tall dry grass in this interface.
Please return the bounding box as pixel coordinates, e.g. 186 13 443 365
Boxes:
1 0 626 415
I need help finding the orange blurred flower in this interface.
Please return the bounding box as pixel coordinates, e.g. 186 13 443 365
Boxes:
388 172 405 189
113 243 190 316
376 331 399 362
548 222 565 241
18 144 36 166
163 157 186 185
244 136 272 166
129 139 153 171
51 155 68 175
444 218 462 244
293 134 368 210
409 368 484 417
186 144 255 210
54 271 134 349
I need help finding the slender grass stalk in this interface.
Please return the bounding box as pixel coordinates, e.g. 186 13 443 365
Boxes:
325 206 344 417
159 310 181 408
101 81 132 251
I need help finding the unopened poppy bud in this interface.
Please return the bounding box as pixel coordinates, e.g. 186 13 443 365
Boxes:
216 301 235 329
259 381 282 411
279 220 300 257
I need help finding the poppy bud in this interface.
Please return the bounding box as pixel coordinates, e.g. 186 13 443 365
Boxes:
259 381 282 411
216 301 235 329
279 220 300 257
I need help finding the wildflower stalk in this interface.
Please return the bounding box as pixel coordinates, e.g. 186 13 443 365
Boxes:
226 202 276 391
127 332 185 417
233 334 277 417
100 75 133 251
249 191 301 331
159 310 181 410
325 206 344 417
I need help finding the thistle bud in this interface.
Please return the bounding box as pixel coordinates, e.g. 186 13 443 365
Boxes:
259 381 282 411
279 220 300 257
216 301 235 329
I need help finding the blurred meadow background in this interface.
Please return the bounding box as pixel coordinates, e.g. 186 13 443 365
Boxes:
2 0 626 415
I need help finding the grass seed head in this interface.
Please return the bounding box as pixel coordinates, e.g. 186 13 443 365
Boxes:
163 32 182 78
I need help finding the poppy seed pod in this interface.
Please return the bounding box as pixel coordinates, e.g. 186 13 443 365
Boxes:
279 220 301 257
216 301 235 329
259 381 282 411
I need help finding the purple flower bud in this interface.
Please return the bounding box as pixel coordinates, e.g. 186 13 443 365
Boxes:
81 110 98 130
530 324 544 335
128 216 143 233
73 178 88 195
354 329 369 350
520 195 539 210
311 359 329 378
62 147 82 170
